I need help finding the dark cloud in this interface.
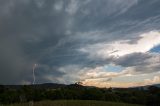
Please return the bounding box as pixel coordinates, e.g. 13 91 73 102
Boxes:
0 0 160 84
113 53 160 73
114 53 152 67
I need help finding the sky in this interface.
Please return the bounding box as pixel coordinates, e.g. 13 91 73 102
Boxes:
0 0 160 88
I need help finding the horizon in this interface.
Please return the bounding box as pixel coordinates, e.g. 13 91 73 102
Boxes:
0 0 160 88
1 82 160 89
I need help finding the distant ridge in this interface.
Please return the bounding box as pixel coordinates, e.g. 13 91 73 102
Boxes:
0 83 66 89
128 83 160 90
0 83 87 89
0 83 160 89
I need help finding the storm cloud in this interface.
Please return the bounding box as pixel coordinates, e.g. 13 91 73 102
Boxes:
0 0 160 86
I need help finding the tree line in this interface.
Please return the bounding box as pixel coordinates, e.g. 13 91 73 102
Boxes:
0 84 160 106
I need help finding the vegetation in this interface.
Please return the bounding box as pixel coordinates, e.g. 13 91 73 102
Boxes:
0 84 160 106
3 100 143 106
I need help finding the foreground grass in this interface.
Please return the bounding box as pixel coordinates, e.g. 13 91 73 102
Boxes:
2 100 143 106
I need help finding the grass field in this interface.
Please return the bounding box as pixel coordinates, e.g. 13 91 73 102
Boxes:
2 100 143 106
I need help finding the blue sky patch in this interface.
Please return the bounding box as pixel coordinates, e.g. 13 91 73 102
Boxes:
103 65 124 72
150 45 160 53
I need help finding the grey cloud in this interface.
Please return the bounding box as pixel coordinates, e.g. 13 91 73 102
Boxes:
0 0 69 84
114 53 153 67
0 0 160 84
114 53 160 73
103 78 112 82
31 64 66 84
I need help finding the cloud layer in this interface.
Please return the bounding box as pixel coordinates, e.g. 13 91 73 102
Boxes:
0 0 160 87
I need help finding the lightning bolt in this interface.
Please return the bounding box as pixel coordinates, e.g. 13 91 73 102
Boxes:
32 64 37 85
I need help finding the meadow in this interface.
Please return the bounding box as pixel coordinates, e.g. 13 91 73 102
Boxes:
3 100 143 106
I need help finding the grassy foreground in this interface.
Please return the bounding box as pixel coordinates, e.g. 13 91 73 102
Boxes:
3 100 143 106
